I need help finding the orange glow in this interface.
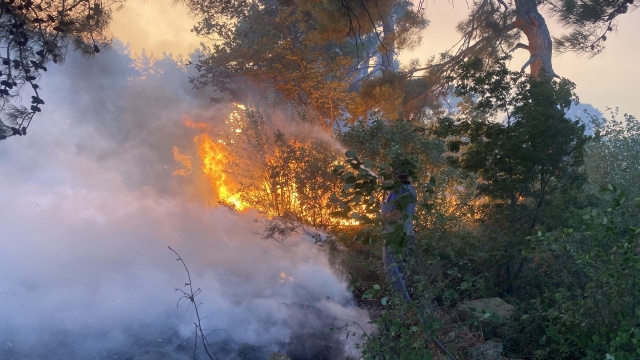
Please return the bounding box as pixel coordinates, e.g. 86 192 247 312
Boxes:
194 132 247 211
184 117 212 132
172 146 192 176
176 105 360 227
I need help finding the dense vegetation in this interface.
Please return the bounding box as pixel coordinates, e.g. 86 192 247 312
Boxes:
170 0 639 355
2 0 638 358
208 55 639 359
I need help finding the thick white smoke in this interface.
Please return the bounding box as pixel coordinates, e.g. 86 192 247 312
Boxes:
0 43 369 359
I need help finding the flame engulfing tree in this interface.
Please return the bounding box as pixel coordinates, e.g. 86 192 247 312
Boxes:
0 0 122 141
182 103 350 229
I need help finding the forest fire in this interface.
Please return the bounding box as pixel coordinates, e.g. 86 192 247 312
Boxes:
195 133 247 210
175 105 360 228
181 113 248 211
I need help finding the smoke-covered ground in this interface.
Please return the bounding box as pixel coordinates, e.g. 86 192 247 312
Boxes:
0 43 369 359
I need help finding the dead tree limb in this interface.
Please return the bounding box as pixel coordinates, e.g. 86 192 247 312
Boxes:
169 246 220 360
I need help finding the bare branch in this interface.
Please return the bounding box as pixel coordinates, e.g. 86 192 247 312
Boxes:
168 246 220 360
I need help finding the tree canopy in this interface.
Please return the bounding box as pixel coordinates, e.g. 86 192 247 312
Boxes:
0 0 122 141
172 0 639 128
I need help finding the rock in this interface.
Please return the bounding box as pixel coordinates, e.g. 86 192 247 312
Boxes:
458 298 515 321
467 341 503 360
268 353 291 360
440 331 457 344
235 343 268 360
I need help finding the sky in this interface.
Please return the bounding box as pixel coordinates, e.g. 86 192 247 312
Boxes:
110 0 640 117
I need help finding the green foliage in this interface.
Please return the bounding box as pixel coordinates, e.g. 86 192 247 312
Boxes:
331 147 410 248
338 116 444 171
436 58 588 229
0 0 120 140
550 0 639 55
517 187 640 359
329 58 640 360
585 109 640 199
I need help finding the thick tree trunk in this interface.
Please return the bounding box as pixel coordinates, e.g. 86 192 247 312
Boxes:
380 12 396 72
513 0 557 79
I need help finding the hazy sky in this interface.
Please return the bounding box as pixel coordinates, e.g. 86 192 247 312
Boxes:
111 0 639 116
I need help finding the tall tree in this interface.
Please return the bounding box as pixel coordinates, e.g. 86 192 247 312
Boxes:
439 0 638 81
180 0 428 124
0 0 122 141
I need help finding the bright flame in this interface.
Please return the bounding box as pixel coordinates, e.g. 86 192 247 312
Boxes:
178 110 249 210
279 272 294 282
195 133 247 210
177 105 360 227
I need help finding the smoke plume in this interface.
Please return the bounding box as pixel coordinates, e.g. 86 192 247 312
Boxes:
0 43 369 359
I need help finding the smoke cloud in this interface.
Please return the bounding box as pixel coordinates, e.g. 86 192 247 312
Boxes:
0 43 369 359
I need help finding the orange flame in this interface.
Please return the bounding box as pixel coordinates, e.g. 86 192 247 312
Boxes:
172 146 192 176
178 110 248 210
184 117 211 132
178 105 360 227
194 132 247 210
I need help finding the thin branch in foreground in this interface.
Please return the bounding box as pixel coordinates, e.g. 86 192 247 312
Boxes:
169 246 220 360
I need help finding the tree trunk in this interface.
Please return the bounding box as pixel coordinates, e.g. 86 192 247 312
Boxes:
514 0 557 79
380 12 396 72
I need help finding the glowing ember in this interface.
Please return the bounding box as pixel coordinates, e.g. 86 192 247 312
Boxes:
279 272 294 282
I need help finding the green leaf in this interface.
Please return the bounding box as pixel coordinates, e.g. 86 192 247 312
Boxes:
381 297 388 305
345 150 357 159
363 159 373 169
373 284 380 290
444 289 456 298
410 326 419 332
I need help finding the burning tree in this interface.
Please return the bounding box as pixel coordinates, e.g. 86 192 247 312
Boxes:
176 103 350 230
